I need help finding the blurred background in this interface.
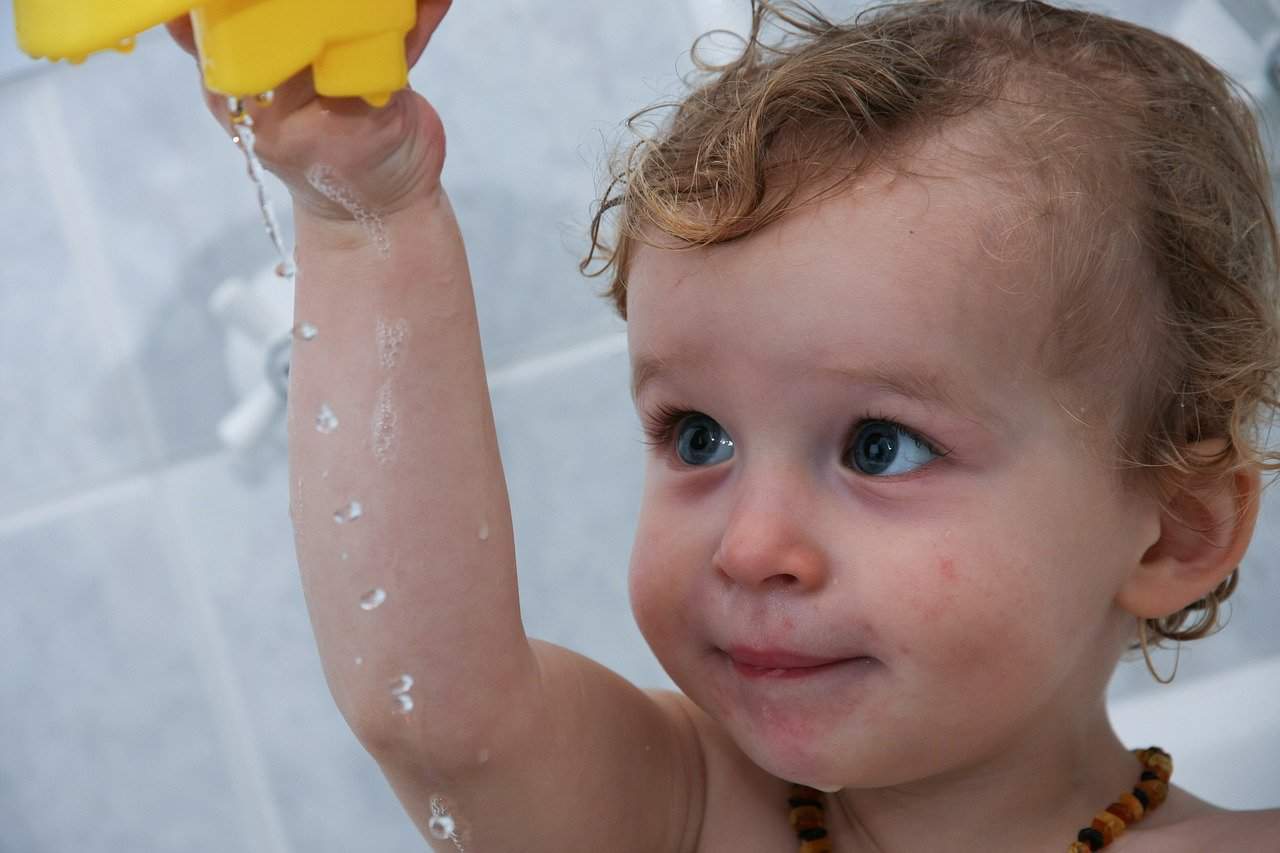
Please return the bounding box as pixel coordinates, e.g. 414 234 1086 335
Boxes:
1 1 1278 850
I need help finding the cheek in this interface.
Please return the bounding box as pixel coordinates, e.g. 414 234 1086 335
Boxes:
627 539 663 637
895 542 1043 666
627 507 691 645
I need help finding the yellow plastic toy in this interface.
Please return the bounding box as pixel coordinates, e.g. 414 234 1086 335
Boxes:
13 0 417 107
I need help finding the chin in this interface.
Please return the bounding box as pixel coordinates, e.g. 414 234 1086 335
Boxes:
800 781 845 793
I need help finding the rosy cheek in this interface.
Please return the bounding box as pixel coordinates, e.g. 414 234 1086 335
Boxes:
901 555 962 623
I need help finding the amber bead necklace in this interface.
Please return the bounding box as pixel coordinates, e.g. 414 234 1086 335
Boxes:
787 746 1172 852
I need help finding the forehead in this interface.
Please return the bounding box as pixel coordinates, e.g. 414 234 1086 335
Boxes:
625 165 1052 420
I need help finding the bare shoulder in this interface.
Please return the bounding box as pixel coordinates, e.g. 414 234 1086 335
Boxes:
1129 786 1280 853
645 689 801 853
1173 806 1280 850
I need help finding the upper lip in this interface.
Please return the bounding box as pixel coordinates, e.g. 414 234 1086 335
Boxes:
725 646 854 668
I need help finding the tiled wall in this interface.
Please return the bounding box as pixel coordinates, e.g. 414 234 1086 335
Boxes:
1 2 1277 851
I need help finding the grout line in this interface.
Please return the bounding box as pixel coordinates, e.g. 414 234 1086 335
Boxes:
0 446 231 539
0 474 150 540
487 331 628 391
19 76 294 853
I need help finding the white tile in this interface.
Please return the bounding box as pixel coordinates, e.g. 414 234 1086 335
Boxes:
159 452 424 853
493 340 674 690
1110 655 1280 808
416 0 695 369
0 73 156 507
45 33 289 465
0 478 255 853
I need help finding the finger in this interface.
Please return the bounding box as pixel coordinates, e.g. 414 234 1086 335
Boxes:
165 15 197 57
405 0 453 69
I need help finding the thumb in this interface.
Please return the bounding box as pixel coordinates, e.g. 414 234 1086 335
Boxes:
164 14 197 57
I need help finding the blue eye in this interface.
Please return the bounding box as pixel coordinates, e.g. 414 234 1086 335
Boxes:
847 419 941 476
674 414 735 466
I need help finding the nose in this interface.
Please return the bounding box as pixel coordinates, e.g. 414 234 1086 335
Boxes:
711 479 829 590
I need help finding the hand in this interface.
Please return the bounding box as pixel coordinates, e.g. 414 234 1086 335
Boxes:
166 0 453 222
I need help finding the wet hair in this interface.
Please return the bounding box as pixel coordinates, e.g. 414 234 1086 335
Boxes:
581 0 1280 653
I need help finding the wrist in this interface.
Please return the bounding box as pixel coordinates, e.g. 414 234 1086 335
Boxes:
293 185 448 257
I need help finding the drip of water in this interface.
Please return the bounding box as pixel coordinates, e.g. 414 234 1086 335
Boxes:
341 551 349 561
428 797 465 850
227 98 296 279
477 521 490 541
355 656 364 666
359 588 387 611
255 90 275 106
294 322 318 341
315 403 339 433
390 674 414 715
428 814 456 839
333 501 363 524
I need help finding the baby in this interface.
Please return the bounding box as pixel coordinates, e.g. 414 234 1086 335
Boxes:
171 0 1280 849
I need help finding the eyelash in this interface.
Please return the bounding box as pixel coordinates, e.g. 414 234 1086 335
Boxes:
639 403 950 463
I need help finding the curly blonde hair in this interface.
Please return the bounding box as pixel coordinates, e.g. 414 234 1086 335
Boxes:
582 0 1280 656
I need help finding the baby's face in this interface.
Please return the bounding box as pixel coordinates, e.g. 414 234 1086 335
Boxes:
624 162 1156 790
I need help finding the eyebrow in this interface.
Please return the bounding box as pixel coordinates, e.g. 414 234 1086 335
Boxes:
631 353 1000 425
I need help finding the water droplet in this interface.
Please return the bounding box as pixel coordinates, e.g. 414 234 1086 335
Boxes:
428 797 464 848
360 588 386 611
295 322 318 341
333 501 363 524
477 520 490 541
390 674 414 715
340 551 349 561
255 89 275 106
322 469 329 479
428 813 456 840
116 36 136 53
476 748 490 765
355 656 364 666
315 404 339 433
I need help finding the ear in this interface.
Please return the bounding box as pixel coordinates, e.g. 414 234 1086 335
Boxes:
1115 439 1263 620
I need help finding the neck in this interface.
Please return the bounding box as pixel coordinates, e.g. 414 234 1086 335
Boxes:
827 703 1145 851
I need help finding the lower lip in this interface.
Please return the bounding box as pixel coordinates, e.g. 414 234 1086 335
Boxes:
731 657 872 680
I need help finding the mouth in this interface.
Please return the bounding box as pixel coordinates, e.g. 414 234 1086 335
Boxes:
724 646 876 680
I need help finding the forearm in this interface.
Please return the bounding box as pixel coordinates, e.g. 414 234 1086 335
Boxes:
287 188 534 761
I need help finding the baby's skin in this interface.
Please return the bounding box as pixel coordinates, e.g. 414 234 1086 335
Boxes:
168 3 1280 850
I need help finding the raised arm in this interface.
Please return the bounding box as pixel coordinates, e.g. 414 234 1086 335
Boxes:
288 184 535 757
169 6 705 850
289 155 702 853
